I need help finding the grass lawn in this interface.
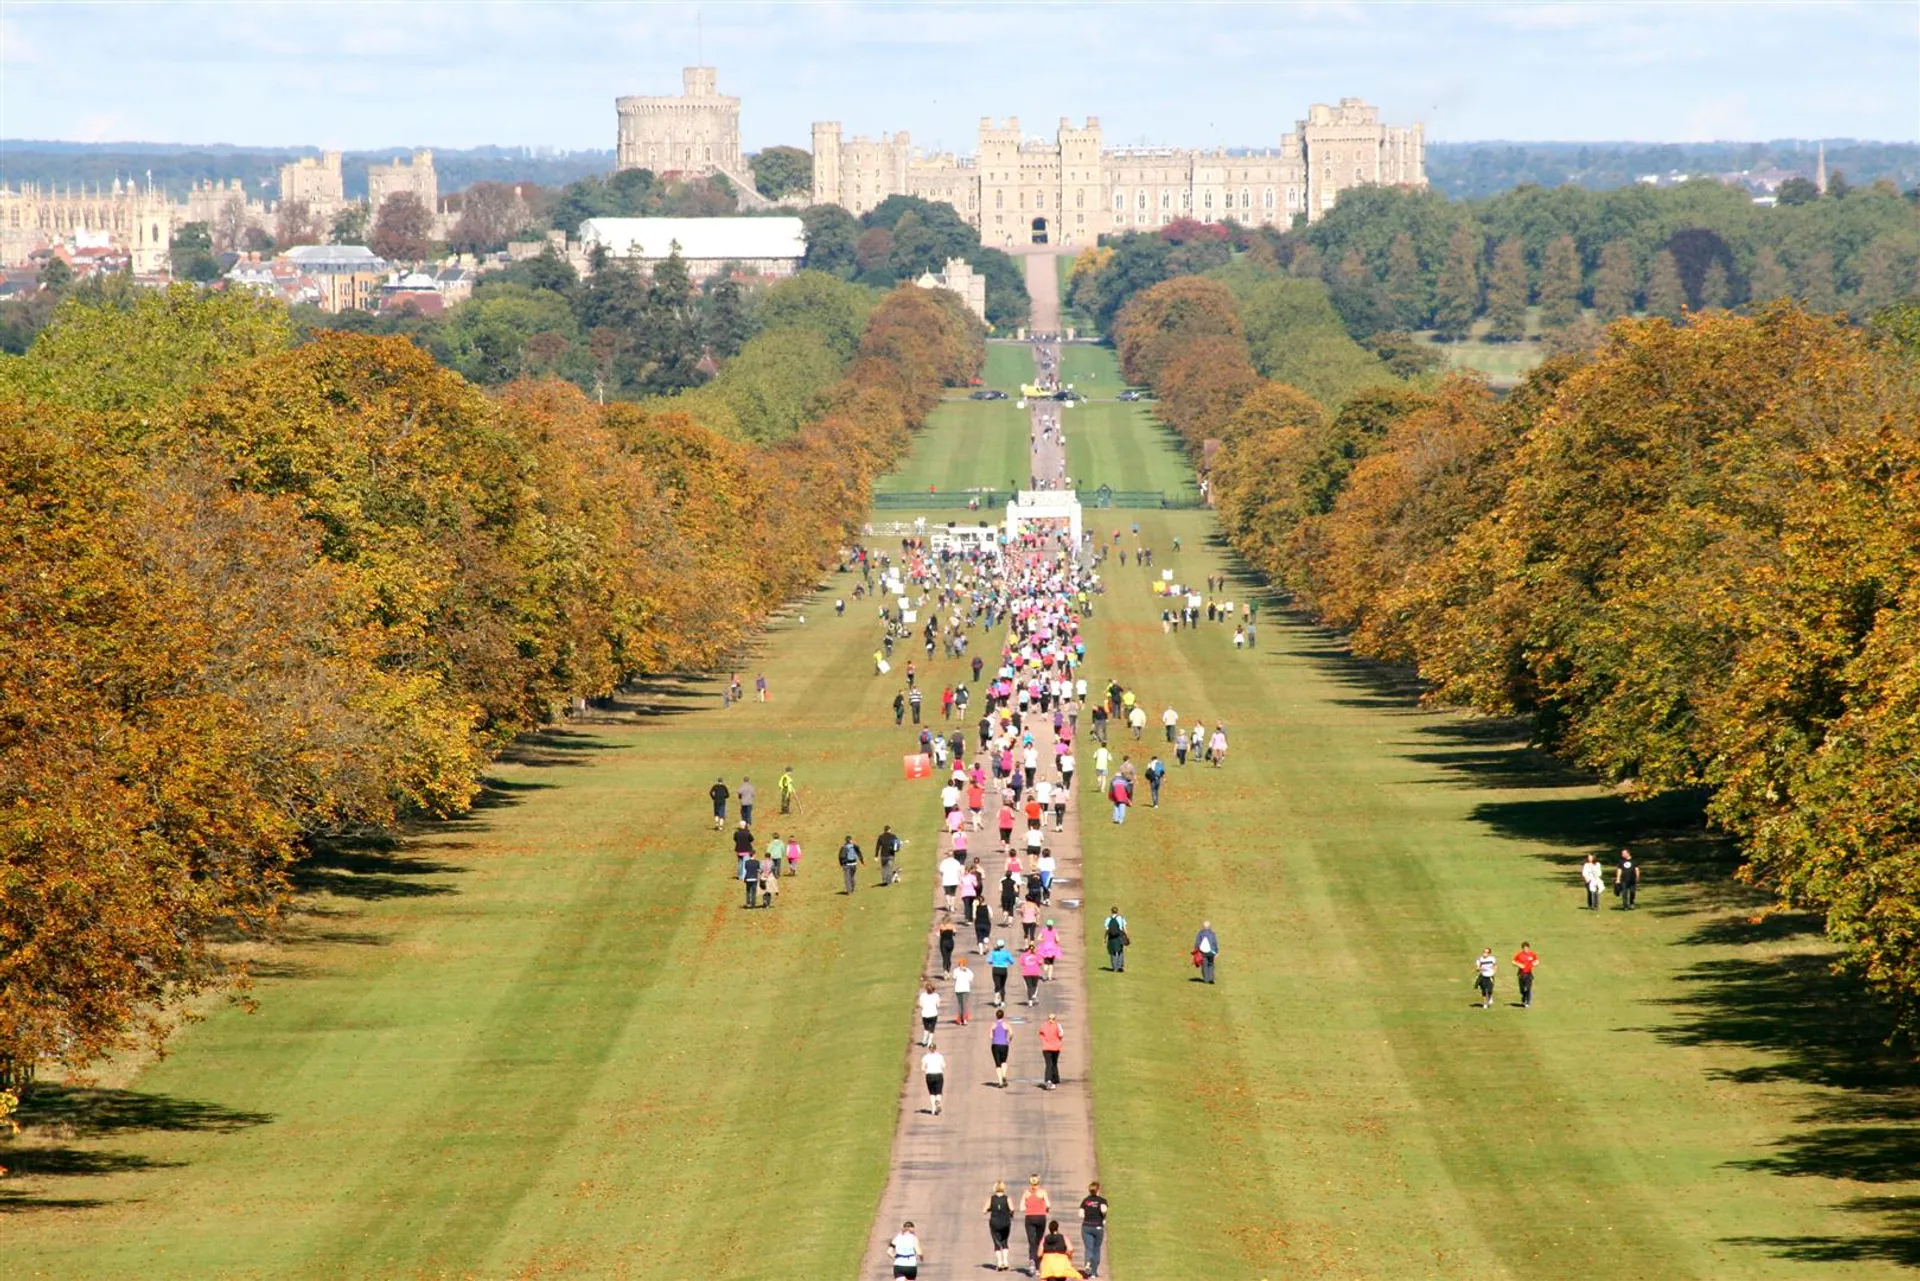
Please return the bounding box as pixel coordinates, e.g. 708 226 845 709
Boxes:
1080 506 1920 1277
885 397 1032 495
3 588 943 1278
1061 346 1198 498
983 341 1033 393
1415 309 1549 386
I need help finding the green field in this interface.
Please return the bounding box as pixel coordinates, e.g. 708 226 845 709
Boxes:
982 341 1033 393
1415 309 1551 386
1062 346 1198 498
3 605 941 1278
885 397 1031 494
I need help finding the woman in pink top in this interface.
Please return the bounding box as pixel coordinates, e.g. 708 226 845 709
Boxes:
1019 897 1040 944
1037 919 1062 979
785 836 801 874
1018 944 1046 1005
1038 1013 1064 1089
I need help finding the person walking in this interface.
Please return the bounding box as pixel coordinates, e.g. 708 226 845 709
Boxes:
778 766 796 814
741 850 761 909
893 690 906 726
1103 906 1129 973
989 939 1014 1009
1582 852 1605 910
876 824 903 887
1038 1012 1064 1089
890 1221 924 1279
922 1041 946 1116
952 956 974 1025
917 982 940 1046
1079 1182 1109 1280
937 918 957 975
940 852 965 915
838 835 864 895
738 777 756 828
732 821 755 880
909 686 923 724
1475 947 1498 1008
1109 773 1131 824
755 672 769 703
1162 705 1179 744
708 776 729 830
785 834 802 876
1145 754 1166 808
1021 1176 1051 1271
1208 723 1229 767
1019 943 1045 1006
1616 850 1640 909
1513 941 1539 1008
983 1181 1015 1272
1193 920 1219 984
973 896 993 954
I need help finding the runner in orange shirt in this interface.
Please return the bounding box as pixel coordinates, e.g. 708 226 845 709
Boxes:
1038 1012 1065 1090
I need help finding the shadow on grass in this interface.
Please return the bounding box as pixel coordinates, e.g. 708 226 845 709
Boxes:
1657 950 1920 1264
496 726 623 768
1 1087 272 1213
292 832 464 901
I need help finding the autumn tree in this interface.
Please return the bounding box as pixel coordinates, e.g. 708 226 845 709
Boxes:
274 197 323 249
372 191 435 262
1484 237 1529 341
448 181 530 254
214 195 250 251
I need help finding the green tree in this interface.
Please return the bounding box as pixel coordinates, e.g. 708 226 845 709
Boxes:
754 270 874 360
1849 237 1901 319
750 146 813 199
1384 231 1428 329
432 285 580 386
1432 224 1481 341
169 222 221 283
1644 249 1686 322
1537 234 1582 330
1485 236 1530 341
36 257 73 292
1800 250 1838 313
1776 176 1819 206
1749 247 1791 303
330 203 370 245
702 276 756 359
1592 240 1638 320
1698 260 1731 311
799 204 859 278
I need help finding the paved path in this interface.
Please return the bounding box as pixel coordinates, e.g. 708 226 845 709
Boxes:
865 252 1106 1281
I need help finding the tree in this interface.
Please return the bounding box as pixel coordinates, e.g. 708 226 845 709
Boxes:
1485 236 1530 341
1644 250 1686 322
372 192 434 263
169 222 221 283
274 198 322 249
1592 240 1638 320
1698 260 1731 311
213 196 250 252
1849 237 1901 319
448 181 528 254
1827 169 1852 199
1799 250 1838 314
751 146 813 199
1432 224 1481 341
1749 247 1791 304
855 226 894 278
1776 176 1819 206
800 203 859 278
702 275 755 359
1384 231 1428 329
241 225 274 254
330 203 370 246
37 257 74 292
1537 234 1582 330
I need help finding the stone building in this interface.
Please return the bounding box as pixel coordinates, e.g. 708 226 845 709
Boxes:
0 179 175 273
368 150 438 214
279 151 346 213
576 216 805 281
915 257 988 324
812 97 1424 248
613 67 776 208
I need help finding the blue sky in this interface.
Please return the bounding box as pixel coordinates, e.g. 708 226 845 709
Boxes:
4 2 1915 151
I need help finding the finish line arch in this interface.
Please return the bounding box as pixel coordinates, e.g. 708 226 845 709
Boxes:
1005 489 1082 546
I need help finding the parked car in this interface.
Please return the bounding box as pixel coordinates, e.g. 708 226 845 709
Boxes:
969 388 1009 401
1118 389 1144 402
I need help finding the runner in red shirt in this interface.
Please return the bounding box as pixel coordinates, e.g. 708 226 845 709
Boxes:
1512 942 1539 1009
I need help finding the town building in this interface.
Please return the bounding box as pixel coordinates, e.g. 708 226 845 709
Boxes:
0 179 175 273
812 98 1426 248
277 244 388 312
915 257 987 324
576 216 805 280
279 152 346 213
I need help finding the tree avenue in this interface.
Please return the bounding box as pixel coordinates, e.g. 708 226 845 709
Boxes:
0 281 983 1084
1107 261 1920 1031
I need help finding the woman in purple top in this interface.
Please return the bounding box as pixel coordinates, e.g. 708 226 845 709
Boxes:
990 1010 1013 1087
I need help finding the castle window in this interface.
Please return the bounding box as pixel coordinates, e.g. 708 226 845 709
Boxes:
1354 167 1365 182
1036 192 1044 209
1182 192 1191 210
1240 189 1250 209
996 190 1003 209
1264 188 1276 209
1136 191 1147 210
1114 192 1125 211
1160 191 1171 210
1076 190 1084 209
1203 191 1213 209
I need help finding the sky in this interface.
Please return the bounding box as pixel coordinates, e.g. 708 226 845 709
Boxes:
3 1 1916 152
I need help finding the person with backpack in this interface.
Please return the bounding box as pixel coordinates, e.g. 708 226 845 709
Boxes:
1193 921 1220 984
1103 907 1129 973
838 836 864 895
876 824 903 887
1109 772 1131 824
1144 755 1166 808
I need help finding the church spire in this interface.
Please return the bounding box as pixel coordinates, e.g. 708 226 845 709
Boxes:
1815 141 1828 195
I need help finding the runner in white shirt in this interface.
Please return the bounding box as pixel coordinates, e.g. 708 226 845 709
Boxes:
921 1045 947 1116
891 1221 924 1278
952 959 975 1025
917 983 941 1045
939 853 965 914
1474 948 1498 1009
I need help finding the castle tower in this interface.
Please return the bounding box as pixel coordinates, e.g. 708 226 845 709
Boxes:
615 66 741 177
812 121 843 205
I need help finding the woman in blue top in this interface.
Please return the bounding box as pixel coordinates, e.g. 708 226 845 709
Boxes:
988 940 1015 1009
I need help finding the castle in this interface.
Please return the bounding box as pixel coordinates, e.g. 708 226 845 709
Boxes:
812 101 1425 248
614 69 1424 246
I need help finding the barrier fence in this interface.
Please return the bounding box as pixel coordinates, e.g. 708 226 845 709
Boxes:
872 487 1203 511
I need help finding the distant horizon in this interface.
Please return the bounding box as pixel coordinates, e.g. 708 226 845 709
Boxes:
4 2 1914 151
